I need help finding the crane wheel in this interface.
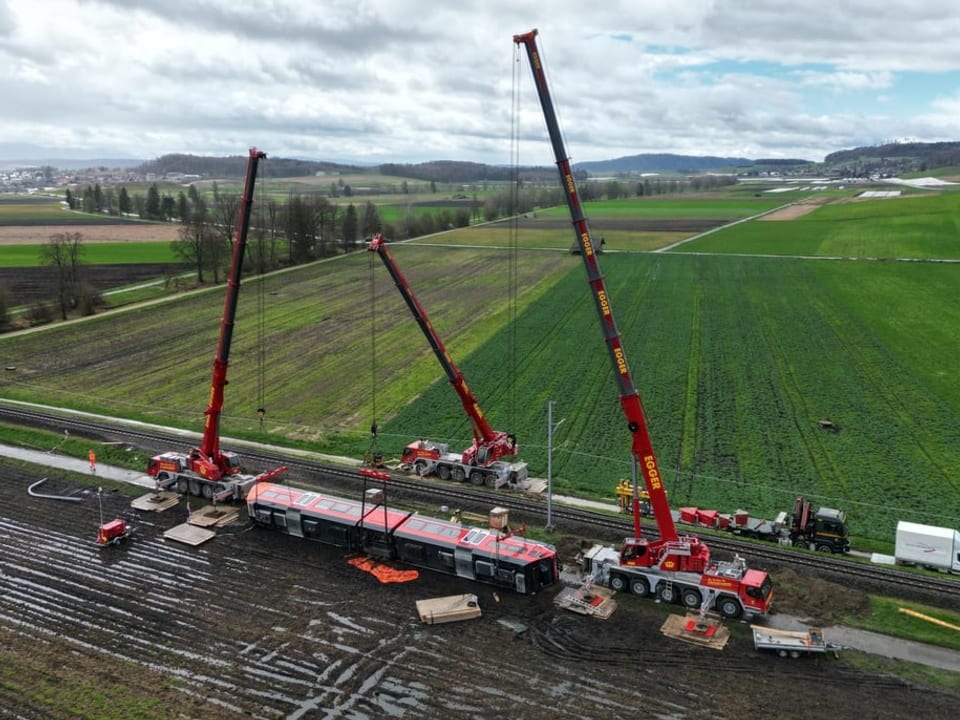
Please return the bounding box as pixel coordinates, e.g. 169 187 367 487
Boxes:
681 588 702 609
657 584 676 604
718 597 742 619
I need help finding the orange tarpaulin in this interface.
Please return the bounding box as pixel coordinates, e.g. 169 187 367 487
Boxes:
347 556 420 584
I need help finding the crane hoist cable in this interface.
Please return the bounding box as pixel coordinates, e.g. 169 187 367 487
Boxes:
365 247 384 467
506 40 523 431
256 155 267 431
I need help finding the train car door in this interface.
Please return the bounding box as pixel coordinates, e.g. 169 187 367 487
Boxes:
285 508 303 538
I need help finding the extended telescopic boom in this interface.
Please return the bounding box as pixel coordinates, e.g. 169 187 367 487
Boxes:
368 234 517 467
198 147 266 473
513 30 676 542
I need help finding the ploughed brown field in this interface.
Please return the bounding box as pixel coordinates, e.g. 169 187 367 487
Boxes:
0 223 184 310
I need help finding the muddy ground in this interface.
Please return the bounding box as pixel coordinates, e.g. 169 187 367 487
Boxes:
0 463 957 720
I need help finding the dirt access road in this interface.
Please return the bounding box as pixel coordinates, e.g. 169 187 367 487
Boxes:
0 462 957 720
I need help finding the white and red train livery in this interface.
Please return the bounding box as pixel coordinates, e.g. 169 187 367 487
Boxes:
247 482 559 595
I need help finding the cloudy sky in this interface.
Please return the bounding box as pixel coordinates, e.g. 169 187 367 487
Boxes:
2 0 960 165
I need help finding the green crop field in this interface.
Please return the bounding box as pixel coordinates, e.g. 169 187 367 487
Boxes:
0 241 179 267
676 193 960 258
1 191 958 546
0 200 108 224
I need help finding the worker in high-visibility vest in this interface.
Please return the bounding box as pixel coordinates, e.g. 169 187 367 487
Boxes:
88 449 97 474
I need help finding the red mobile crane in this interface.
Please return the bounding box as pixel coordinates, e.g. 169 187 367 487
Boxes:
368 234 528 489
147 148 287 501
514 30 772 618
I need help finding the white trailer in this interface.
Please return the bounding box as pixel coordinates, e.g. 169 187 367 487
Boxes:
894 521 960 573
751 626 841 658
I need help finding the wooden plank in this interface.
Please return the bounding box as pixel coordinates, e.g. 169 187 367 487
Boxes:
163 523 216 546
188 505 239 527
131 491 181 512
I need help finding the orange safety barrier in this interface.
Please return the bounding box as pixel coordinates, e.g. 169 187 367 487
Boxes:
347 556 420 584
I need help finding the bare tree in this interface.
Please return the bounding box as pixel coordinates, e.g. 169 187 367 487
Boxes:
40 232 84 320
284 194 317 264
173 196 209 282
209 189 241 283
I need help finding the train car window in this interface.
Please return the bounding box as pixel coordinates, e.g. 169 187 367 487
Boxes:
254 508 272 524
463 529 488 545
272 511 287 528
302 519 320 537
401 542 426 561
438 551 454 568
475 560 494 576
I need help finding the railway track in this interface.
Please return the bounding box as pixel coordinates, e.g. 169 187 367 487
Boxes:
3 401 959 605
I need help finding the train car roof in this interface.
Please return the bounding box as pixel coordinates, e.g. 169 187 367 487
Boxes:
249 483 410 532
396 516 555 562
464 527 556 563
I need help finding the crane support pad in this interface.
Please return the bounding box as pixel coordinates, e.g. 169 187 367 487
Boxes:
554 585 617 619
661 612 730 650
188 505 239 527
163 523 217 546
131 491 181 512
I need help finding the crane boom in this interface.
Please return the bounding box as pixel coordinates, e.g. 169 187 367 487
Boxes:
368 234 517 467
514 30 676 542
199 147 266 470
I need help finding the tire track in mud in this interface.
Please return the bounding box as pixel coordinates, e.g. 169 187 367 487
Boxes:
2 467 957 719
1 486 694 719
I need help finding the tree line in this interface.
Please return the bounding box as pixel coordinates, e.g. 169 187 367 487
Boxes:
1 172 740 331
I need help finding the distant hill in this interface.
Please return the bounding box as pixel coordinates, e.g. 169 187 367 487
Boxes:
573 153 755 174
0 158 144 171
135 153 360 178
824 141 960 171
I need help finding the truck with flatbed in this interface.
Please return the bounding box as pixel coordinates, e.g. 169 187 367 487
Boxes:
673 495 851 554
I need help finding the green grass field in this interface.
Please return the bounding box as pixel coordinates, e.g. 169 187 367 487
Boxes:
1 191 958 546
676 193 960 258
0 241 179 267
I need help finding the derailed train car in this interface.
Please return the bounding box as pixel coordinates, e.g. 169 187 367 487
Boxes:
247 482 559 595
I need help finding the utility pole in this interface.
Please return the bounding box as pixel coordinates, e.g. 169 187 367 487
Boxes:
547 400 565 531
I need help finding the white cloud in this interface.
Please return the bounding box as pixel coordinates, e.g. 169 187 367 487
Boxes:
0 0 958 163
